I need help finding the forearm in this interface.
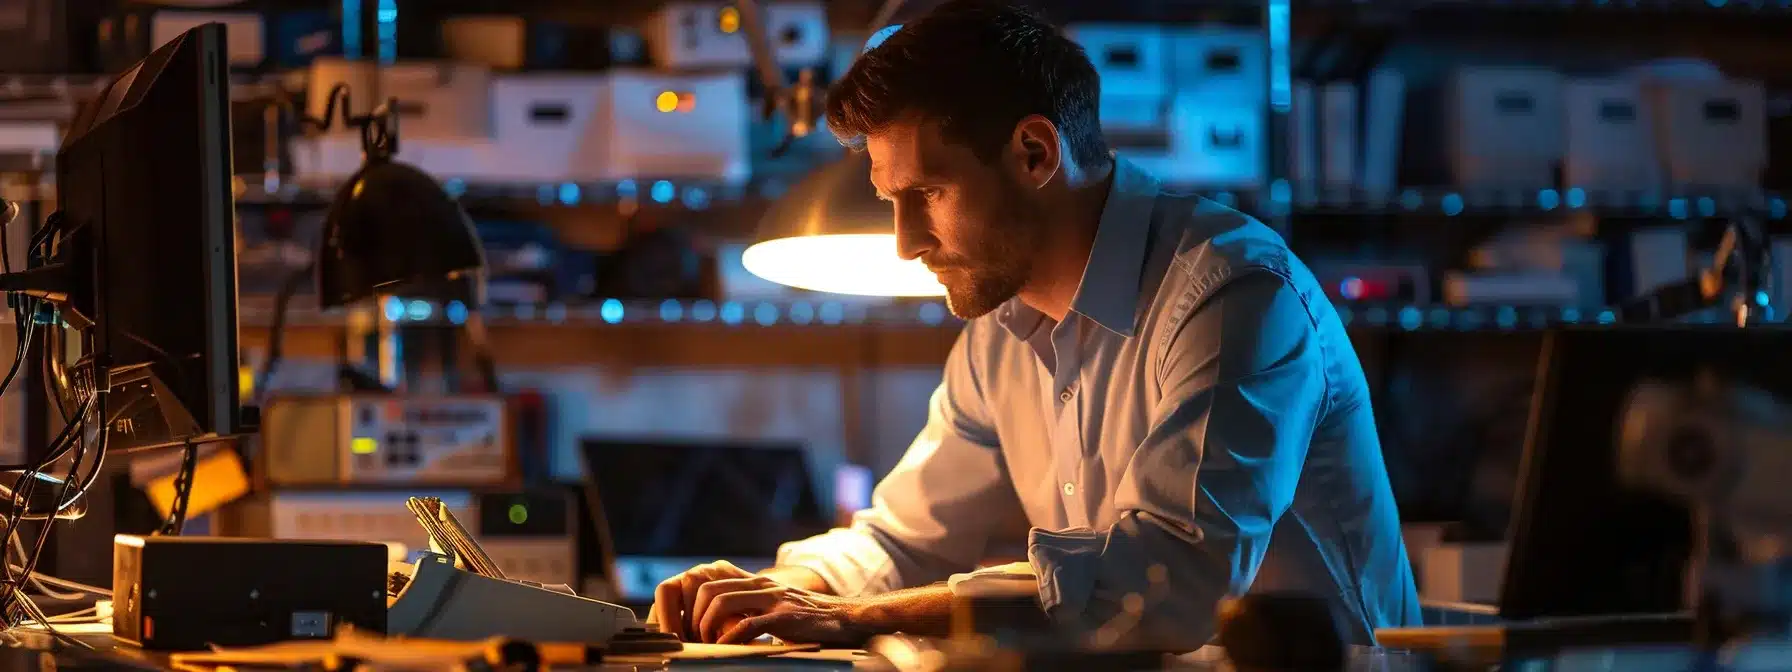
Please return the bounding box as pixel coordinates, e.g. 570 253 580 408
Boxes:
849 583 956 638
761 565 833 594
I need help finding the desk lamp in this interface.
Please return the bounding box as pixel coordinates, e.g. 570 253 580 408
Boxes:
731 14 940 297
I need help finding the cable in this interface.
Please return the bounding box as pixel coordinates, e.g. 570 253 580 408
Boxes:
254 261 314 405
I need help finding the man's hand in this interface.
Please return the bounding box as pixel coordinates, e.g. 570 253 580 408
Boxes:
648 561 847 643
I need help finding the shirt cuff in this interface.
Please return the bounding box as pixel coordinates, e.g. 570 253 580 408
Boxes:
774 527 896 597
946 561 1038 599
1026 527 1107 618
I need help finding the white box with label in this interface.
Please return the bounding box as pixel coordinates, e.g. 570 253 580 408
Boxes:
486 74 609 183
585 70 750 182
1448 66 1565 189
644 1 829 69
1647 78 1766 191
1564 77 1661 191
380 61 493 142
1120 94 1262 188
1068 24 1170 101
1168 26 1265 103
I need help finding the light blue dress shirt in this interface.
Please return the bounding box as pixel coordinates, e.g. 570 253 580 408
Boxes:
777 158 1421 650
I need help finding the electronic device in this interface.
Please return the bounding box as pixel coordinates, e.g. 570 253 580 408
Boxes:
1500 327 1792 621
388 497 652 646
581 438 829 602
644 1 829 69
218 489 478 556
111 534 389 651
259 394 513 487
476 488 579 589
43 22 246 451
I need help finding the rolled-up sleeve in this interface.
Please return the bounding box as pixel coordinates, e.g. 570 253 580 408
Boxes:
1028 270 1325 650
776 325 1028 597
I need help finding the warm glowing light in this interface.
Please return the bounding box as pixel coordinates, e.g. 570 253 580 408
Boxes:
743 234 946 297
718 6 741 33
655 91 679 113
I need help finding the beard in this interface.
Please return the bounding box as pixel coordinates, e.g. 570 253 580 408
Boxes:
933 184 1042 320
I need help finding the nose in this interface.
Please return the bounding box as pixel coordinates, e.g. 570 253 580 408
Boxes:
892 202 936 262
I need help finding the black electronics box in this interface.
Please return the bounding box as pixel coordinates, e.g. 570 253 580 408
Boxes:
112 535 389 651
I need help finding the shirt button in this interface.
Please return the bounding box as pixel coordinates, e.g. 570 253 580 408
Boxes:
1059 389 1074 403
1062 482 1076 497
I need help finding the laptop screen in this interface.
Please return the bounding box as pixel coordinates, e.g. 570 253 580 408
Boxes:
579 438 832 560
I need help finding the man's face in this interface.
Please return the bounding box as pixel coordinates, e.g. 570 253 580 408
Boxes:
867 120 1044 319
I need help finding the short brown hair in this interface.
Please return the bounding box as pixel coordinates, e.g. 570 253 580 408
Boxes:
824 0 1110 170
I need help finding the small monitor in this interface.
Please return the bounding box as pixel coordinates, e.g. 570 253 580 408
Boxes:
55 23 242 449
1500 326 1792 621
580 438 830 559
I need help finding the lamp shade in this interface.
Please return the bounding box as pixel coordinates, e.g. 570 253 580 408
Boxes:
743 153 944 297
317 158 486 308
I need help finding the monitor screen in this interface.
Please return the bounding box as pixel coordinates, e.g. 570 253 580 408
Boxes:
580 438 830 559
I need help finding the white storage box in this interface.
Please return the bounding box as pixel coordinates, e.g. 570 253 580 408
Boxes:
644 1 829 69
380 61 493 142
485 71 750 183
1647 78 1766 191
590 70 749 181
1120 94 1262 188
1564 77 1661 191
487 74 609 183
1068 24 1170 101
1448 66 1565 189
1168 27 1265 103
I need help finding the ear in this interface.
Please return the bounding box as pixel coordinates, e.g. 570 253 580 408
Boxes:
1009 115 1062 189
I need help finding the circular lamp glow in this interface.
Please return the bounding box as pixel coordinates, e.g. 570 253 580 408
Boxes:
744 153 946 297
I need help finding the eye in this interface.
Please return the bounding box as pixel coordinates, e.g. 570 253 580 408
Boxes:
920 187 944 202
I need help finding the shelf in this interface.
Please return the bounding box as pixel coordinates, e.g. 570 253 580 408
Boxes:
239 297 965 330
1286 186 1788 219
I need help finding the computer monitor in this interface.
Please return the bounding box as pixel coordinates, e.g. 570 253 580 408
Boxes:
53 23 242 450
580 438 830 559
1500 326 1792 621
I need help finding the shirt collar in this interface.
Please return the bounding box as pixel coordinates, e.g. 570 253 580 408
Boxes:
995 157 1159 339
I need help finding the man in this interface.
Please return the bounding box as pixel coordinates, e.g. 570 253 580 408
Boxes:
648 0 1420 650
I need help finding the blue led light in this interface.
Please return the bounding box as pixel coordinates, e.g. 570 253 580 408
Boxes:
443 179 466 198
536 185 556 206
753 302 779 326
818 302 845 325
918 302 946 325
651 180 675 204
1537 189 1559 211
545 303 567 324
1669 199 1689 220
1758 290 1772 307
660 299 684 322
1562 307 1582 323
1565 187 1587 209
1496 306 1518 329
617 180 639 199
1400 189 1422 211
1269 179 1292 204
1596 310 1616 324
446 301 469 325
789 301 814 325
558 183 581 205
384 296 405 321
406 300 432 321
720 302 745 325
683 187 711 210
1772 198 1788 220
1398 306 1422 331
1696 197 1716 218
600 299 624 324
1440 193 1465 216
690 300 717 322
